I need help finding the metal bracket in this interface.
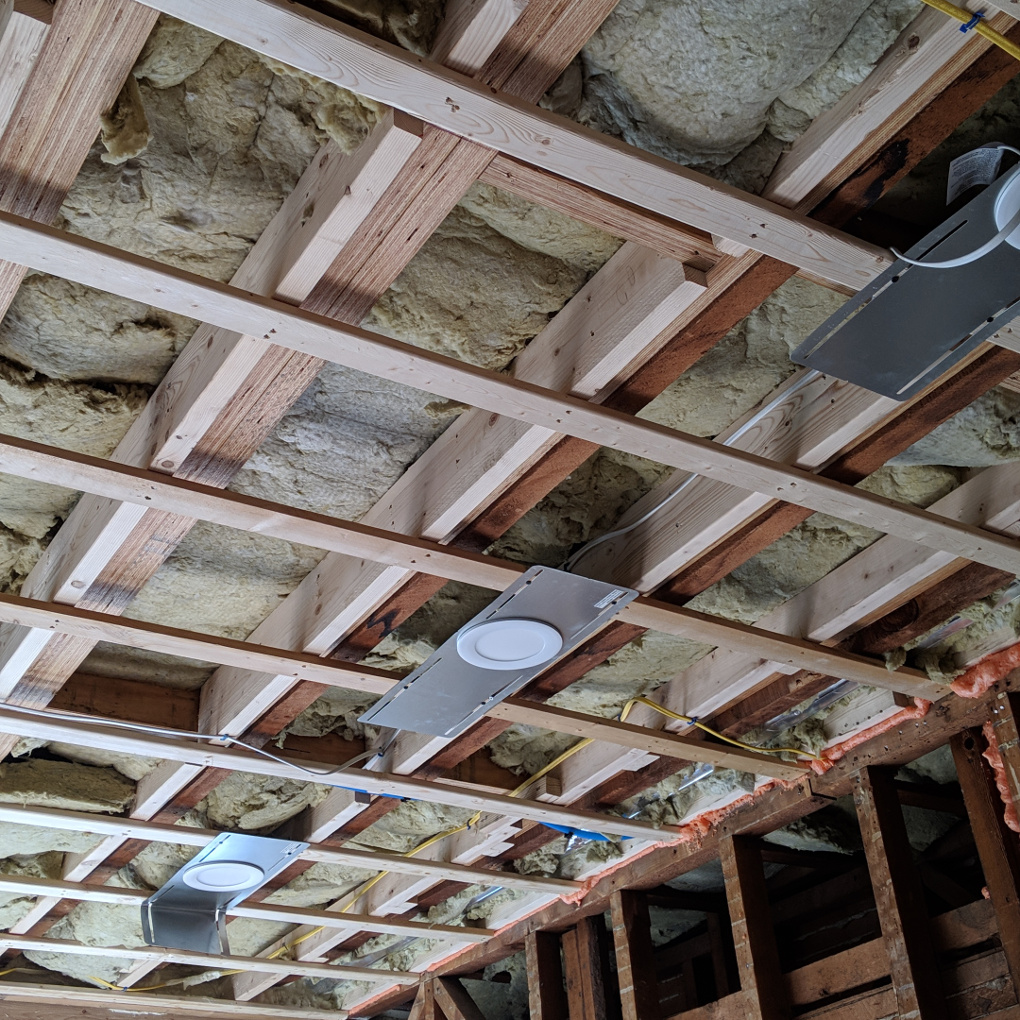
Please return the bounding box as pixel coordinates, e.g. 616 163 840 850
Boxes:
360 566 638 738
142 832 307 954
792 168 1020 401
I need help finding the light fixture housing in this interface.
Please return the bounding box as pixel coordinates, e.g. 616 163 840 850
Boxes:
791 164 1020 400
359 565 637 738
142 832 307 954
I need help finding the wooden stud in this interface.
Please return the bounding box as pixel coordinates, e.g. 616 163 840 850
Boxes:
527 931 569 1020
430 0 528 74
611 890 661 1020
853 766 948 1020
719 836 787 1020
989 690 1020 814
562 917 608 1020
140 0 891 289
952 729 1020 994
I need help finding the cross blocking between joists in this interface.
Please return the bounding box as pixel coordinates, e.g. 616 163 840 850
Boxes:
138 0 890 290
1 213 1018 587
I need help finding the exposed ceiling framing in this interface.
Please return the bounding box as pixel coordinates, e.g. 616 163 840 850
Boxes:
0 0 1019 1016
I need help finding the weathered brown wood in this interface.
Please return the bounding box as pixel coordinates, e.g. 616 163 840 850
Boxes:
611 890 661 1020
989 690 1020 815
49 673 199 731
434 978 487 1020
952 729 1020 994
526 931 569 1020
719 836 787 1020
853 766 948 1020
562 917 609 1020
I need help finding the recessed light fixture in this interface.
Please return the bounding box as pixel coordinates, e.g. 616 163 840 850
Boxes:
143 832 306 954
360 566 638 738
456 618 563 670
182 860 265 893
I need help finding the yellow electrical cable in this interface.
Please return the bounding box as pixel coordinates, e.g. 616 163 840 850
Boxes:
918 0 1020 62
620 696 825 762
103 695 818 991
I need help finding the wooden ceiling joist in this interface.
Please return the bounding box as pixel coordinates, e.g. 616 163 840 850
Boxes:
138 0 891 289
8 213 1020 584
0 802 574 894
0 932 420 985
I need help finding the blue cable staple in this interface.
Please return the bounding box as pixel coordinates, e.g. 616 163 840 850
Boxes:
960 10 984 32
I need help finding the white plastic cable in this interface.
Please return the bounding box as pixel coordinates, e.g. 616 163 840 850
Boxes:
892 144 1020 269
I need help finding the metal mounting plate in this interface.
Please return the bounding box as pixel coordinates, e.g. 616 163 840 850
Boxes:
792 169 1020 400
141 832 307 954
359 566 637 738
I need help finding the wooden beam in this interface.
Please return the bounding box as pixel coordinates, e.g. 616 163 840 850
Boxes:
480 155 722 265
140 0 891 289
0 705 681 842
0 0 158 317
951 730 1020 993
763 2 1011 213
611 890 661 1020
853 767 948 1020
0 12 46 138
0 802 576 894
4 217 1018 584
563 917 608 1020
434 978 487 1020
719 836 787 1020
0 932 418 984
0 872 493 943
10 0 51 22
0 984 342 1020
527 931 569 1020
430 0 528 74
989 690 1020 814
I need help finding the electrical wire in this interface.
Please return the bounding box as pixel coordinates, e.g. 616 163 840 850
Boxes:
562 370 822 574
918 0 1020 62
0 702 380 779
618 696 825 762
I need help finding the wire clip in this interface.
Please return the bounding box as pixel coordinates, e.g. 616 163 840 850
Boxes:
960 10 984 32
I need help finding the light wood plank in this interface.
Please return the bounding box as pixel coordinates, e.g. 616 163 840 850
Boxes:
0 801 573 893
0 705 684 842
853 767 948 1020
431 0 528 74
0 983 341 1020
0 872 493 943
0 0 158 317
3 215 1018 583
0 932 417 984
0 12 45 138
144 0 892 290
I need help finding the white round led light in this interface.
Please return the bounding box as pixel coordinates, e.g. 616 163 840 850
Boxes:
456 618 563 671
182 861 265 893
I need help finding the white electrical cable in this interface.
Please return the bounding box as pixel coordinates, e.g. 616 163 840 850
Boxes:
563 369 823 573
0 702 379 779
892 144 1020 269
